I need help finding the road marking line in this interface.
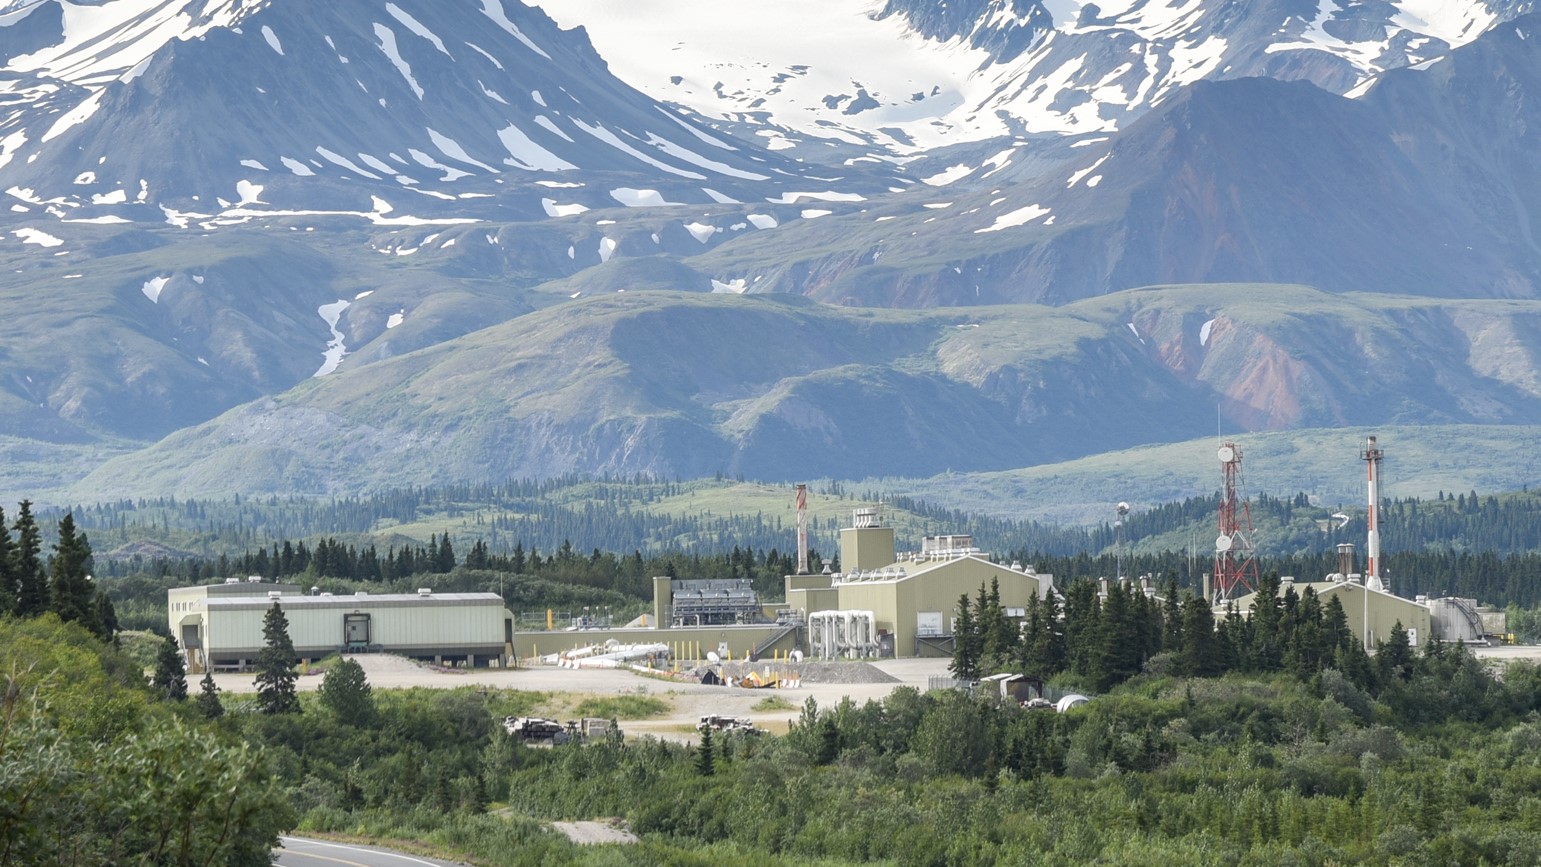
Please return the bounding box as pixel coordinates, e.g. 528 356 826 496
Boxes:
275 850 370 867
279 836 450 866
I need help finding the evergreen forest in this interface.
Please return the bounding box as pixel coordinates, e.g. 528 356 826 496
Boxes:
8 479 1541 864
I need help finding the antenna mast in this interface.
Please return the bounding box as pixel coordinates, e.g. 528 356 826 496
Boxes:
1214 442 1259 603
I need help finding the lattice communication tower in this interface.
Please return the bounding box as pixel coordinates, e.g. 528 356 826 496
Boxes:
1214 442 1259 602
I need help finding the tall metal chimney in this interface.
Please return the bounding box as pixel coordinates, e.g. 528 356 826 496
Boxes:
795 483 809 575
1361 436 1384 592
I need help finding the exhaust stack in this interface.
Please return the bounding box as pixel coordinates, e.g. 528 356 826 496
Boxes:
795 483 809 575
1362 436 1385 592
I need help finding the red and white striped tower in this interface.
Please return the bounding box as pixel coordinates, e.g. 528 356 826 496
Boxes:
1214 442 1259 603
795 483 809 575
1362 436 1385 592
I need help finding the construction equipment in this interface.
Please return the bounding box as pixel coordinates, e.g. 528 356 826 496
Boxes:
697 714 763 736
504 717 570 746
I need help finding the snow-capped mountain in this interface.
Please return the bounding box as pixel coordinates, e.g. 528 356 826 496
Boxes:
0 0 893 222
530 0 1530 154
691 10 1541 306
5 0 1541 500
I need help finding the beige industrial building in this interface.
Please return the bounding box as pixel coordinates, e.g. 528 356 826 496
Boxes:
168 578 513 670
783 507 1056 657
511 507 1056 662
1227 576 1433 650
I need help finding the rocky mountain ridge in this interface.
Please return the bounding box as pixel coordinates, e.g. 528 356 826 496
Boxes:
1 0 1539 500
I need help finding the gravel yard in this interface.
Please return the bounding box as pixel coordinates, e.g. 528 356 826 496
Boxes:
212 654 952 743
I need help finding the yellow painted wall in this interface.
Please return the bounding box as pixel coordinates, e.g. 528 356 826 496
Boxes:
834 558 1051 656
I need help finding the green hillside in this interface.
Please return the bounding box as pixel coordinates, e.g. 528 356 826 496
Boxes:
60 284 1541 501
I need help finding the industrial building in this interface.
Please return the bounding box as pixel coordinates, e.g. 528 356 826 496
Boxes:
782 506 1055 657
1221 437 1503 649
168 578 513 671
507 505 1055 662
1228 575 1434 649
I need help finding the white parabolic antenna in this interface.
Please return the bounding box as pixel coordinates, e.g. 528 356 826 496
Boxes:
1215 534 1233 552
1218 445 1235 463
706 651 720 663
790 650 803 663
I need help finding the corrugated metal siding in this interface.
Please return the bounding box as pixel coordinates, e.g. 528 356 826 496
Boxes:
204 597 507 655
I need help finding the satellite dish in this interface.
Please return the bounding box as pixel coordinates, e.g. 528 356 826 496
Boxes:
1218 445 1235 463
1116 502 1130 515
706 651 720 664
1215 534 1233 552
790 650 804 663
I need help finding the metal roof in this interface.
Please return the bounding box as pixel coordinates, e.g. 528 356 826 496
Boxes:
204 592 506 611
1230 580 1431 611
835 554 1046 585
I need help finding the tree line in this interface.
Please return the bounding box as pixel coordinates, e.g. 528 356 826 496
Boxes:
952 573 1400 695
0 501 116 643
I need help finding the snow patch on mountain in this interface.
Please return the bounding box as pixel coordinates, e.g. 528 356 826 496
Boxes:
976 203 1049 232
684 221 718 242
495 124 576 171
13 226 62 246
314 299 352 377
374 23 425 99
280 157 315 177
481 0 553 60
386 3 450 56
923 164 975 186
611 188 682 207
428 128 496 172
315 147 380 178
571 119 706 179
141 275 169 303
542 198 588 217
768 190 865 204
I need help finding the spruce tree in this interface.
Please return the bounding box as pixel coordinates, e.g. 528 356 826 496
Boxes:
1180 595 1222 677
48 513 97 632
255 600 301 714
695 725 715 776
12 501 46 617
1062 579 1100 679
1037 590 1066 675
950 593 980 681
1093 584 1143 691
319 658 376 726
196 671 225 719
0 506 14 615
1377 621 1415 682
1247 573 1284 672
1162 575 1184 652
93 589 119 644
151 634 189 701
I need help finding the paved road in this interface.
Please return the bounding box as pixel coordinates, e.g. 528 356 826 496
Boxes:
273 836 469 867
